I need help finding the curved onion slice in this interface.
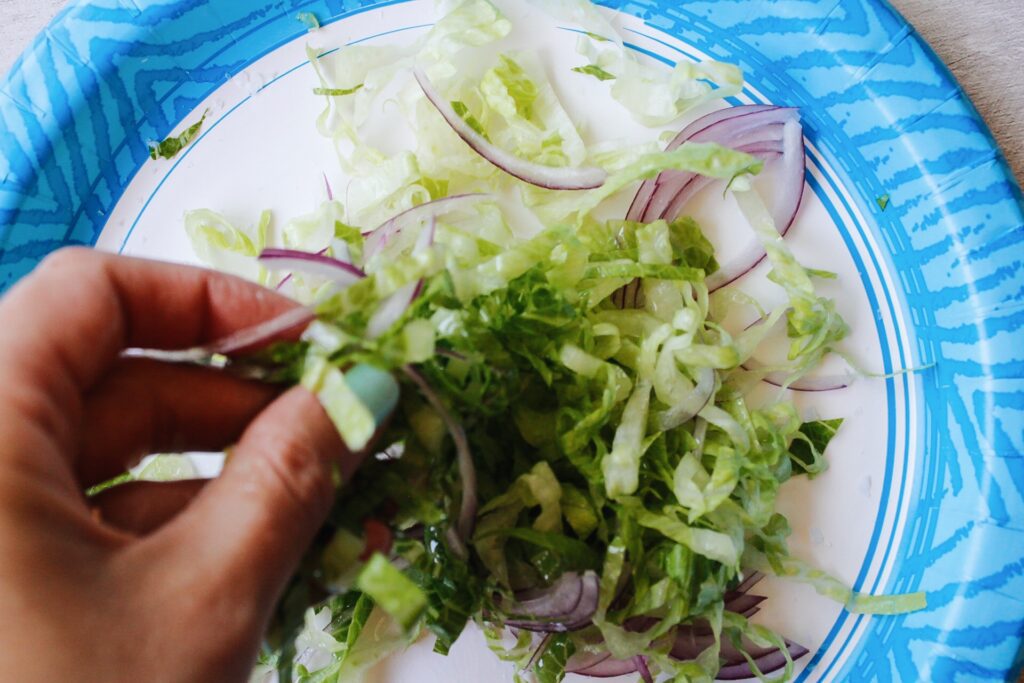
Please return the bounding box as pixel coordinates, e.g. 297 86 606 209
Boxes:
705 117 805 291
623 104 807 294
366 280 422 339
740 319 851 392
402 365 477 545
572 655 641 678
323 172 334 201
732 570 764 594
724 593 767 617
258 248 365 286
669 628 808 673
274 246 330 292
626 104 786 221
716 641 810 680
413 67 607 190
761 372 851 392
363 193 488 261
512 572 586 617
209 306 316 355
505 571 600 632
660 141 784 224
565 651 613 674
126 306 316 365
365 218 436 339
743 361 853 392
641 109 797 223
634 656 653 683
525 633 553 673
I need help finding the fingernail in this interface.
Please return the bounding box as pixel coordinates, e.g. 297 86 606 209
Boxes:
343 363 400 426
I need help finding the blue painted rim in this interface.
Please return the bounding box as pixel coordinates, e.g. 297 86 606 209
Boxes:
2 1 1023 680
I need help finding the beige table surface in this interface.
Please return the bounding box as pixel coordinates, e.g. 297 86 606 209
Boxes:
1 0 1023 680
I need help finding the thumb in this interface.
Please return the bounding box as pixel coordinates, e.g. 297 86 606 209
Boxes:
153 364 398 604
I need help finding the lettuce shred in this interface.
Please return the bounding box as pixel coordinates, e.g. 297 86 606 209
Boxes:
148 110 207 160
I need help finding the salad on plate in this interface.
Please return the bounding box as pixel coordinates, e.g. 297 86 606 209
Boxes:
136 1 927 680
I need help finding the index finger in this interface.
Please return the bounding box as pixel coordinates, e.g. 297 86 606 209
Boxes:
0 248 302 400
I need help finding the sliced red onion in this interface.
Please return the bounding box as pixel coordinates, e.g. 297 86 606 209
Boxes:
565 651 613 674
610 278 643 309
641 110 797 223
323 171 334 201
622 104 807 294
660 141 783 224
655 366 715 432
753 367 852 392
365 280 422 339
723 593 767 617
732 570 764 595
572 655 640 677
626 105 789 221
413 67 607 190
669 104 781 150
740 319 851 392
258 248 365 287
274 247 330 292
402 365 477 543
512 572 585 617
122 305 315 365
505 571 600 632
716 640 810 680
525 633 553 673
208 306 316 355
365 218 435 339
705 117 806 292
669 628 809 679
363 192 486 261
634 656 653 683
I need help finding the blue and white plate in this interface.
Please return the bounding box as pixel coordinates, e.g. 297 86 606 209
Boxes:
2 1 1022 681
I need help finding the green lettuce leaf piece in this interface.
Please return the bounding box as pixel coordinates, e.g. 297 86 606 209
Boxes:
572 64 615 81
535 633 576 683
789 418 843 477
451 100 491 140
301 356 378 452
314 84 364 96
296 11 320 30
409 526 484 655
148 111 207 160
356 553 427 629
733 189 848 375
184 208 269 283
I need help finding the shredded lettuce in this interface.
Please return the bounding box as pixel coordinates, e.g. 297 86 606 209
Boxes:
733 189 848 378
314 85 363 96
533 0 743 125
148 111 207 160
572 64 616 81
296 12 320 31
301 355 378 452
356 554 427 629
177 1 926 680
184 208 270 283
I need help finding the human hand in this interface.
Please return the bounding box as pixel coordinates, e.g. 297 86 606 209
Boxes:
0 249 396 682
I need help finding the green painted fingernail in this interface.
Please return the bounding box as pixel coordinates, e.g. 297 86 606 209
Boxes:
343 363 399 426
